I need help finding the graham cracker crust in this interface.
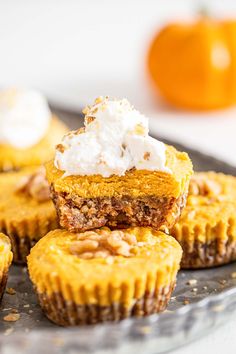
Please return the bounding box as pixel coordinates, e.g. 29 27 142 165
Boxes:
51 186 187 233
0 270 8 301
36 282 175 326
8 234 37 264
180 238 236 269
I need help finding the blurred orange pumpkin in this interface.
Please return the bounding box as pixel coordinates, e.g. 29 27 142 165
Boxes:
147 18 236 110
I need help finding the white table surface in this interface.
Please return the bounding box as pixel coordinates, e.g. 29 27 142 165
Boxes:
1 1 236 353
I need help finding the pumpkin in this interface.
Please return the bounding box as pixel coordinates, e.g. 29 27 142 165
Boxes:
147 18 236 110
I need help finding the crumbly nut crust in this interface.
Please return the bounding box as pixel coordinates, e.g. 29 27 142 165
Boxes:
180 238 236 269
36 282 175 326
0 270 8 301
8 234 37 264
51 186 187 232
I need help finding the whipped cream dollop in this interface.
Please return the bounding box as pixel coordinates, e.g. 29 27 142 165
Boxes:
55 97 170 177
0 88 51 149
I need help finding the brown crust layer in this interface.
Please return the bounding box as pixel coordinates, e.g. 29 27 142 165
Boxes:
36 282 175 326
8 234 37 264
0 271 8 301
180 238 236 269
51 186 187 233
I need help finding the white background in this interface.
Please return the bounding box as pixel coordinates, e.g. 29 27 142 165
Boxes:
1 0 236 165
1 1 236 353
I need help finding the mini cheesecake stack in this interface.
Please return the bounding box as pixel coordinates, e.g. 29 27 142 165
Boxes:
27 97 193 325
27 97 236 326
1 93 236 328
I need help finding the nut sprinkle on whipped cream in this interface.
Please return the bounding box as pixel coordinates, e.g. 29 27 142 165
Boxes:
55 97 171 177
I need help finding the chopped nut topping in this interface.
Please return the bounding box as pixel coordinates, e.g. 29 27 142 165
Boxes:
11 309 19 314
82 105 90 115
75 127 85 135
189 176 221 197
186 279 197 286
70 229 140 259
15 167 50 202
183 299 190 305
6 288 16 295
56 144 66 153
85 116 95 124
82 96 113 119
3 313 20 322
143 152 150 161
83 96 105 117
95 96 104 104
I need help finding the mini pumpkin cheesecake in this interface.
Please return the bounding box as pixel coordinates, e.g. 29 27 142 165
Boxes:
0 233 12 300
27 227 182 325
0 88 67 171
46 97 193 233
0 167 58 263
171 172 236 268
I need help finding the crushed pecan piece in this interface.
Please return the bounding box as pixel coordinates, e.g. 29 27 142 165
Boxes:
15 167 50 202
85 116 95 124
6 287 16 295
83 96 110 118
189 176 221 197
75 127 85 135
56 144 66 153
95 96 104 104
70 229 140 259
3 313 20 322
143 152 150 161
82 105 90 115
187 279 197 286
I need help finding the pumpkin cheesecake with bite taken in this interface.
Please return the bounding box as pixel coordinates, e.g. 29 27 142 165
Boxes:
46 97 193 233
171 172 236 268
0 233 12 301
0 88 67 171
0 166 58 263
27 227 182 325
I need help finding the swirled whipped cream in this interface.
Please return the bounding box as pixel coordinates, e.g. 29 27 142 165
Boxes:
55 97 170 177
0 88 51 149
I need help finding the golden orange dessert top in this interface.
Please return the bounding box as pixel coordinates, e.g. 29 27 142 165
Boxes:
46 145 193 199
0 116 67 171
171 172 236 243
0 233 13 271
27 227 182 306
0 167 58 239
